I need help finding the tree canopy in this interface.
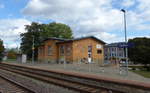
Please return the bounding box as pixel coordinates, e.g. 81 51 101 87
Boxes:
41 22 73 39
20 22 73 60
128 37 150 69
0 39 4 62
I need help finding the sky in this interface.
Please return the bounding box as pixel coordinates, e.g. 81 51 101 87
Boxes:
0 0 150 48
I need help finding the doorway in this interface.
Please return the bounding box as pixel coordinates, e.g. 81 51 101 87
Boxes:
88 46 92 63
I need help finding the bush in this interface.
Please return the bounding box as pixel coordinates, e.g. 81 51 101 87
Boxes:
128 38 150 68
0 56 2 62
144 66 150 71
7 49 17 59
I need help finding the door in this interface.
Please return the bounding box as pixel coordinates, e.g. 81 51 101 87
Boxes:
59 45 65 63
88 46 92 63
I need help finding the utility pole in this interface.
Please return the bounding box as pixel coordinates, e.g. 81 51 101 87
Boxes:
121 9 128 75
32 35 35 64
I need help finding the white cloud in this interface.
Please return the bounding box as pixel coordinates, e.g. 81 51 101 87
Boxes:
137 0 150 11
121 0 135 7
9 44 17 48
22 0 150 43
0 19 31 48
22 0 122 40
5 43 18 49
136 0 150 22
96 32 124 43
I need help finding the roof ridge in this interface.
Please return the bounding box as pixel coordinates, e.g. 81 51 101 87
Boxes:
56 36 106 44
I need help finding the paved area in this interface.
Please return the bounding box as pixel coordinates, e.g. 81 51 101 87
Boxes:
4 62 150 84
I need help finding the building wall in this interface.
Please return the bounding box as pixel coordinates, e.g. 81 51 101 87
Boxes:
38 40 59 63
38 38 105 64
104 47 125 59
72 38 104 64
104 46 125 65
38 45 45 61
57 42 73 63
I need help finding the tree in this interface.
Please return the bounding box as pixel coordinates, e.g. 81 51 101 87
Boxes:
20 22 42 60
20 22 73 60
41 22 73 39
128 37 150 70
0 39 4 62
7 48 17 59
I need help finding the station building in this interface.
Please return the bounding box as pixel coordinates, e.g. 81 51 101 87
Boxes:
38 36 106 64
104 42 125 64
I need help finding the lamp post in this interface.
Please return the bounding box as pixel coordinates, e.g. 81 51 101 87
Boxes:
121 9 128 75
32 35 35 64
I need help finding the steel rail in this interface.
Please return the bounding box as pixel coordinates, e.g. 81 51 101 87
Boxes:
0 63 122 93
0 73 35 93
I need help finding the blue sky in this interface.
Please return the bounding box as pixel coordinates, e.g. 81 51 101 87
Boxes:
0 0 28 19
0 0 150 48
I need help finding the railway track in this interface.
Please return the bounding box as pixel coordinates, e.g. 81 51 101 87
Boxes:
0 75 34 93
0 63 121 93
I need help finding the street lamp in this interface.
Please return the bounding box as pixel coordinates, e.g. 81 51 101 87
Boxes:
121 9 128 75
32 35 35 64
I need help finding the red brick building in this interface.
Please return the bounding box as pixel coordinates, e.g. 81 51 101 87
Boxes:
38 36 106 64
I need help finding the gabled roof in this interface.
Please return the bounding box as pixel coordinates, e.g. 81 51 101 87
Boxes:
42 36 106 44
56 36 106 44
43 37 69 42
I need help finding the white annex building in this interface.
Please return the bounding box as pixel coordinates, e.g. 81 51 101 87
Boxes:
104 42 125 64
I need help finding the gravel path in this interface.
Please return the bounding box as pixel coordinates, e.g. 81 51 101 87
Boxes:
4 62 150 84
0 76 30 93
0 68 77 93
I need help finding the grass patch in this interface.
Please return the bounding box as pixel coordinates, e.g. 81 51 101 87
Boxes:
4 59 17 62
131 70 150 78
129 66 144 70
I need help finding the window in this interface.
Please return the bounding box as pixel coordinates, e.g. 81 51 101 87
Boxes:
60 45 65 55
38 47 43 55
97 49 102 54
112 47 115 51
88 54 91 57
48 46 52 56
88 46 92 52
66 45 71 56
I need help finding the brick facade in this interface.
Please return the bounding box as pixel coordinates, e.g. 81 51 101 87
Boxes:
38 36 105 64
